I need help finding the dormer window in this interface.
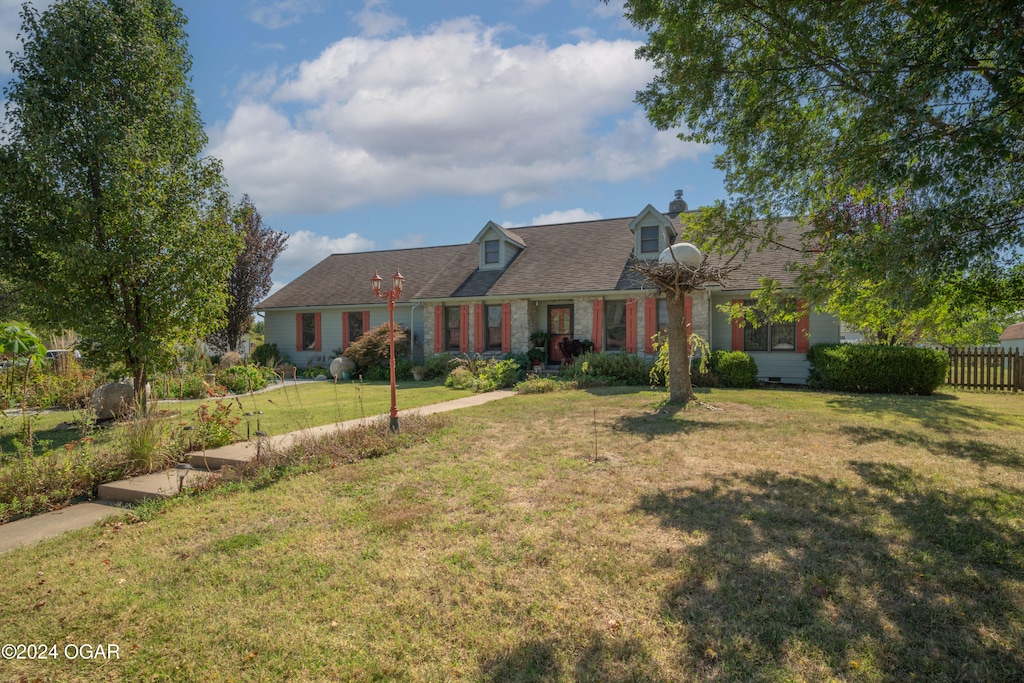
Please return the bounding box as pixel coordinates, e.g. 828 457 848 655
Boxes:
474 221 526 270
629 204 678 260
640 227 659 254
484 240 499 264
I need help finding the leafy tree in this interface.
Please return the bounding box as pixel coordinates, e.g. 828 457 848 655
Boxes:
617 0 1024 314
205 196 288 353
0 0 240 413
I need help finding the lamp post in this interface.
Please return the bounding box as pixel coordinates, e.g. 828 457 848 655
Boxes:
371 269 404 432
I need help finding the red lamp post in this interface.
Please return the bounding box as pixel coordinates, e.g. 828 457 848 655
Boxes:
371 269 404 432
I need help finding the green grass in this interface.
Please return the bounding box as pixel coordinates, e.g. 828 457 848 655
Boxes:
0 381 470 521
1 386 1022 681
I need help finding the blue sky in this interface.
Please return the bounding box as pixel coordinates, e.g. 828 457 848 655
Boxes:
1 0 727 291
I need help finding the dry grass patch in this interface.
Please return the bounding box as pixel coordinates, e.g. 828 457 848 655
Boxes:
0 387 1022 681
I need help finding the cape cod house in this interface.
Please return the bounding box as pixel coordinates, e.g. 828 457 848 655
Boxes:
256 193 841 384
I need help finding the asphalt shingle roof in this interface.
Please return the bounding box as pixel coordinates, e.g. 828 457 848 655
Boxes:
257 215 811 309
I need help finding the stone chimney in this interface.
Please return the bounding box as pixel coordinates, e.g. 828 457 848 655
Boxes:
668 189 688 213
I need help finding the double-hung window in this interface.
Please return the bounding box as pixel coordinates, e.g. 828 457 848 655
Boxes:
485 305 503 350
640 226 659 254
346 311 364 346
605 301 627 350
445 306 461 351
741 301 796 352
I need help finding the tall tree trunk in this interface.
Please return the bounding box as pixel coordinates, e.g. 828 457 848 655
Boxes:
666 293 695 404
133 363 148 417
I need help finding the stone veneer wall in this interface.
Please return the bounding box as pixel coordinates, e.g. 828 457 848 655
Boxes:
510 300 530 352
690 290 710 342
423 304 437 354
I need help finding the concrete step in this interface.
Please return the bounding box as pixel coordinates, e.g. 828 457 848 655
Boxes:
186 441 261 470
97 468 217 503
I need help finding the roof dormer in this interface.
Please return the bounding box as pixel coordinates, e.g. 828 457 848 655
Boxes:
472 221 526 271
629 204 677 260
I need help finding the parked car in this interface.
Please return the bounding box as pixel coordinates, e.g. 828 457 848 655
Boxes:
45 349 82 362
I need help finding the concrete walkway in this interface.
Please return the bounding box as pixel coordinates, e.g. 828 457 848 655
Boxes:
0 390 514 554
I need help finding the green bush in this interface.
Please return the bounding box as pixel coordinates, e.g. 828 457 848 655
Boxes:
216 365 278 394
152 372 210 400
423 353 458 379
251 343 284 368
806 343 949 394
300 366 328 378
514 376 568 394
444 358 523 392
708 350 759 388
560 352 652 385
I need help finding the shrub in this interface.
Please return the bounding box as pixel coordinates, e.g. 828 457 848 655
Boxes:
216 365 278 394
218 351 244 368
300 366 328 378
556 338 594 364
709 350 759 388
514 376 571 394
806 343 949 394
343 323 410 373
152 372 209 400
251 343 283 368
444 358 523 392
560 352 652 385
423 353 458 379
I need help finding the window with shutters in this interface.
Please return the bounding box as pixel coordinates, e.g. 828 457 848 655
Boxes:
741 301 796 352
347 311 364 345
301 313 317 350
486 305 503 350
605 301 627 350
445 306 461 351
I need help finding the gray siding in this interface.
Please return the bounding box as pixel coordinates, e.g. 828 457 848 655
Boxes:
707 293 840 384
262 304 425 368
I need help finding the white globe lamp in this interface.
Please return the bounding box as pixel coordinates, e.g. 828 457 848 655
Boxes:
659 242 702 268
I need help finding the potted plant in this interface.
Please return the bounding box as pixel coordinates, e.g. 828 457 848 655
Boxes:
411 365 427 381
529 330 550 348
527 347 546 369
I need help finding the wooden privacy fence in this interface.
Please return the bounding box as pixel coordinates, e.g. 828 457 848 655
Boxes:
945 346 1023 392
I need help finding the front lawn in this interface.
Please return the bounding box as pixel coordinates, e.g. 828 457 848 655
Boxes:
1 386 1022 681
0 380 470 521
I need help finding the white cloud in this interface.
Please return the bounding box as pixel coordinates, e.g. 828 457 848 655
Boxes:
273 229 375 281
249 0 324 30
530 208 604 225
0 0 54 74
354 0 406 38
211 16 707 214
253 42 287 51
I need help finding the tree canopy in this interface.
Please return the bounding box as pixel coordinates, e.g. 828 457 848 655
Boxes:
618 0 1024 317
0 0 241 408
206 196 288 354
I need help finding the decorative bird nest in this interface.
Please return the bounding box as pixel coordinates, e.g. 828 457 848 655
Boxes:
631 251 738 299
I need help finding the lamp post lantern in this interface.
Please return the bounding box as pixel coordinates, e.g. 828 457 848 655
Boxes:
371 269 404 432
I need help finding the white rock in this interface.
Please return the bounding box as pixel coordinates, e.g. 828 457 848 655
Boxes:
91 381 136 420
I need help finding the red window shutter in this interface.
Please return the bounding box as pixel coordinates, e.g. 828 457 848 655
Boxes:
313 312 322 352
474 304 484 353
433 306 443 353
592 300 603 353
644 298 657 353
341 313 350 352
362 311 370 336
731 299 744 351
684 296 693 352
460 305 469 353
796 298 811 354
501 303 512 353
625 299 637 353
295 313 303 352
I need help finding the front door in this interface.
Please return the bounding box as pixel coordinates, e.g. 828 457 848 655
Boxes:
548 305 573 363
